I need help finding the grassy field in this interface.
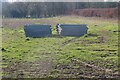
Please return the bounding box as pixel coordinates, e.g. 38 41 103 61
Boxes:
1 16 119 78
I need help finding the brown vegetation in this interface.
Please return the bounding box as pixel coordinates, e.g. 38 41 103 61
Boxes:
71 8 118 18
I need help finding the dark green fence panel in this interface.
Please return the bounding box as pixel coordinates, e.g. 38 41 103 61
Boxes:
57 24 88 37
24 24 52 38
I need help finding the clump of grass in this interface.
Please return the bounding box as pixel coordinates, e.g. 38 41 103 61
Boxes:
25 38 30 41
1 48 6 52
84 34 88 38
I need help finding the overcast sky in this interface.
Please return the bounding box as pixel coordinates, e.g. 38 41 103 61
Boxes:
1 0 119 2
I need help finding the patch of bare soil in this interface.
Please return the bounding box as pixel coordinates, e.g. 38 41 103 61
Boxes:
2 19 57 28
3 58 53 78
2 56 119 78
61 37 79 47
52 59 119 78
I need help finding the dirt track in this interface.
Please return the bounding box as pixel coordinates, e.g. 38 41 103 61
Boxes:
3 58 53 78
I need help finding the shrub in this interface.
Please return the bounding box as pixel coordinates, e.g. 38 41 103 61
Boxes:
71 8 118 19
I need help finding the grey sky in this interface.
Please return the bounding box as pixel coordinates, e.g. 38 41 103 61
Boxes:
1 0 119 2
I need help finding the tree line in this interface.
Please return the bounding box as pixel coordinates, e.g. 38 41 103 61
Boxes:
2 2 118 18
